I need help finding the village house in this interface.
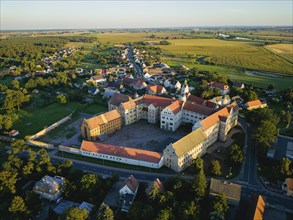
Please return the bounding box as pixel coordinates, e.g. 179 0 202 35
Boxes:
233 81 245 89
209 178 242 206
89 74 106 85
210 95 231 107
208 81 230 95
33 175 64 201
120 175 139 212
81 109 122 141
146 84 167 96
164 79 181 91
145 178 164 198
244 99 267 111
75 68 84 74
87 86 99 95
282 178 293 197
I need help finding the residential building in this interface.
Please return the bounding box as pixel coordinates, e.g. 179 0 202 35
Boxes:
209 178 242 206
88 86 99 95
75 68 83 74
33 175 64 201
160 100 183 132
120 175 139 212
208 81 230 95
244 100 267 110
164 79 181 91
79 141 164 169
81 109 122 141
89 74 106 85
210 95 231 106
146 84 167 96
145 178 164 198
282 178 293 197
233 81 245 89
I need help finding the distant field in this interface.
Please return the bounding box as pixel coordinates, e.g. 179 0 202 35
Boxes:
265 44 293 63
158 39 293 76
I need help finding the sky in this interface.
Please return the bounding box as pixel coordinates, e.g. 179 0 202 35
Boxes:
1 0 292 30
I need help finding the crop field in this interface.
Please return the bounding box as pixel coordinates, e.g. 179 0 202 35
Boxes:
265 44 293 63
157 39 293 76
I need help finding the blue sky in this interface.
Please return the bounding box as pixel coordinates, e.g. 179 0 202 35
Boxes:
1 1 292 30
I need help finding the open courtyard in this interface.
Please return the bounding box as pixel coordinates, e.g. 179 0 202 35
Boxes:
101 120 190 152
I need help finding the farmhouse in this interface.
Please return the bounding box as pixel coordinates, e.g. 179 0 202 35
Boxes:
120 175 139 212
89 74 106 85
208 81 230 95
244 100 267 110
81 109 122 141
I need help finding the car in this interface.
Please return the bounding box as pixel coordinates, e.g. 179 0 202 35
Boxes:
56 197 63 204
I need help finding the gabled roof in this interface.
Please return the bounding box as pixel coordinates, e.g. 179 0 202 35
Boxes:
200 103 237 130
143 94 173 107
246 100 262 107
166 100 182 114
120 100 136 111
84 109 121 130
170 128 207 157
146 178 164 195
251 195 265 220
91 74 104 80
286 178 293 191
209 81 229 90
123 175 139 194
147 84 165 94
80 141 163 163
187 95 218 109
210 178 242 202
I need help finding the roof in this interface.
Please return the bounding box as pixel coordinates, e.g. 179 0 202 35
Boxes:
212 95 230 102
143 94 173 107
81 141 163 163
123 175 139 194
167 100 182 114
120 100 136 111
286 178 293 191
210 178 242 202
84 109 121 130
187 95 218 109
170 128 207 157
209 81 229 90
246 100 262 107
91 74 104 80
200 103 237 130
147 85 165 94
34 175 64 194
109 93 131 106
146 178 164 195
183 102 214 116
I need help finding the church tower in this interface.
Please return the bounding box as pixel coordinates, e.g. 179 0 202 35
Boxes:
179 79 189 101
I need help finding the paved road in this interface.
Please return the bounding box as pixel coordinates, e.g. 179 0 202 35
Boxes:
127 46 143 76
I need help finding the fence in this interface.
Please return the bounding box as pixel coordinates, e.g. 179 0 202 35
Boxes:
27 140 54 150
28 112 73 140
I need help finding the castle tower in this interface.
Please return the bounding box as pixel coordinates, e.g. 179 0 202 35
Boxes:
179 79 189 101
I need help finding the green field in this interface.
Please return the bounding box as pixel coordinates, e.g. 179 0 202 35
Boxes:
14 102 83 138
157 39 293 76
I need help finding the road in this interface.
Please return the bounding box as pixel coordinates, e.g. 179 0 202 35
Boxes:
127 46 143 76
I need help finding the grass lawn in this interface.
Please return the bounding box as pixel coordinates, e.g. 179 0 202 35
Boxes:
56 151 171 173
158 39 293 76
14 102 83 138
80 102 107 114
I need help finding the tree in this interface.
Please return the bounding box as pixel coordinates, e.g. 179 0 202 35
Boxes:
0 170 18 194
11 139 28 154
267 84 275 91
280 158 292 177
156 208 175 220
210 194 229 220
211 160 222 176
246 108 279 127
229 144 244 164
65 207 88 220
25 191 41 215
243 90 258 102
178 201 199 220
193 169 207 199
97 203 114 220
56 94 67 104
9 196 29 218
285 111 292 128
254 120 279 153
192 157 204 174
80 173 98 193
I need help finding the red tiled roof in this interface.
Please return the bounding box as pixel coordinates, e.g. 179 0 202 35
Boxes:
183 102 214 116
124 175 139 193
85 109 121 130
246 100 262 107
209 81 229 90
143 94 173 107
81 141 163 163
200 103 237 130
147 85 165 94
187 95 218 109
287 178 293 191
109 93 131 106
167 100 182 114
91 75 104 80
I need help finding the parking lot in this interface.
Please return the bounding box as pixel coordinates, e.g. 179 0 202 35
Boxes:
102 120 189 152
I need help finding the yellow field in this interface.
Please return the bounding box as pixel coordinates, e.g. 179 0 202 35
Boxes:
157 39 293 76
265 44 293 63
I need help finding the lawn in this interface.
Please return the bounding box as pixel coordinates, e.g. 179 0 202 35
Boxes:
157 39 293 76
14 102 83 138
80 102 107 114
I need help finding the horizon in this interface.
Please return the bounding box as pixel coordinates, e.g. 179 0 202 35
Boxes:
1 0 293 30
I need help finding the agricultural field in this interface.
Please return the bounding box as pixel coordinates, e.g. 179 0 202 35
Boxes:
157 39 293 76
265 43 293 63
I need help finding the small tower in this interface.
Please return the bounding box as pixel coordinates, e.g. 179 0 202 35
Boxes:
179 79 189 101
